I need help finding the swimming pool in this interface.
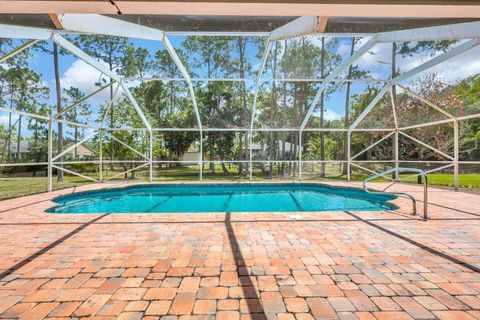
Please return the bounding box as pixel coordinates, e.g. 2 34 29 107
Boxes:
46 184 397 214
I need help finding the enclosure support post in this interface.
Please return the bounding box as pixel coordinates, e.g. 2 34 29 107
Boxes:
394 130 399 180
347 131 351 182
149 131 153 182
298 130 302 180
99 130 103 183
199 131 203 181
454 119 459 191
250 39 271 181
47 119 53 192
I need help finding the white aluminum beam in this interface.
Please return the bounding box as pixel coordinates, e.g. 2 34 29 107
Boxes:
400 118 455 130
162 34 203 179
52 164 100 183
52 34 120 81
399 131 454 161
249 39 271 180
270 16 318 41
105 162 150 181
397 84 455 119
125 76 388 83
390 89 399 130
47 119 53 192
120 82 152 131
0 39 39 64
351 131 395 160
162 35 202 131
349 39 480 131
349 85 391 131
454 120 459 190
52 131 97 162
457 113 480 121
54 81 115 119
58 14 165 41
99 82 122 129
107 133 150 161
300 36 378 130
0 23 53 40
377 21 480 43
57 11 378 144
52 34 152 131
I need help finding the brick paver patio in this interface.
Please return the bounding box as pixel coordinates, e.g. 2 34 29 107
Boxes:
0 181 479 319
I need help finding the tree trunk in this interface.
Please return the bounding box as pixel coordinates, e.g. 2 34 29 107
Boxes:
16 115 22 160
210 136 215 173
237 37 247 175
54 43 64 183
6 87 13 162
109 54 115 171
269 42 279 178
343 37 356 175
74 109 78 158
320 37 326 177
6 113 12 162
392 42 397 180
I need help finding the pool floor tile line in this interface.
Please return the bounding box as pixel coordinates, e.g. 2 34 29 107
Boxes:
222 194 233 211
146 196 173 212
288 192 304 211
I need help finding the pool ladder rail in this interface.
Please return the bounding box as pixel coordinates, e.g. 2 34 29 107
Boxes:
363 167 428 220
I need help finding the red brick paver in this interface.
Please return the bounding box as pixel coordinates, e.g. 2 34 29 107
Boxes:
0 181 479 319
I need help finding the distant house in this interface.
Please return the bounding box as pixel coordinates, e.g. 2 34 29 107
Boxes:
248 140 298 159
2 140 32 159
63 143 95 160
180 145 201 162
178 140 298 162
1 139 95 160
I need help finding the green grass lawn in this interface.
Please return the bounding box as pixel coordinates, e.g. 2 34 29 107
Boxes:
1 165 479 200
0 175 93 200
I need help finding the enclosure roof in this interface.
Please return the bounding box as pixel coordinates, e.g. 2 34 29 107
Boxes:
0 14 477 33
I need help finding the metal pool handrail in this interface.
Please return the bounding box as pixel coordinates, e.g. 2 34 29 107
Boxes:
363 167 428 220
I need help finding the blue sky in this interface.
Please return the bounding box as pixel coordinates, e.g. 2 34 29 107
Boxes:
2 35 479 137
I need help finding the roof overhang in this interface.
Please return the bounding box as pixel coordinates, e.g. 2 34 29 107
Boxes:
1 0 480 18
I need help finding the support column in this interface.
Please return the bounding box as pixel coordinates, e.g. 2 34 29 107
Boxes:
298 130 302 180
47 119 53 192
199 131 203 181
99 130 103 182
149 131 153 182
249 130 255 181
454 119 459 190
394 130 399 180
347 131 351 182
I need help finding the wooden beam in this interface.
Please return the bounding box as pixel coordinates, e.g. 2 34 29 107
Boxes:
1 1 480 17
48 13 63 29
316 16 328 33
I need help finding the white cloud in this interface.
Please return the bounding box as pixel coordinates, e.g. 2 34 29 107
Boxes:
311 109 342 121
60 59 112 103
352 41 480 83
0 114 10 126
324 109 342 121
418 47 480 84
336 41 351 56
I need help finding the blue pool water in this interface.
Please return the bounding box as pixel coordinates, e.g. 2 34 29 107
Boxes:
46 184 397 214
